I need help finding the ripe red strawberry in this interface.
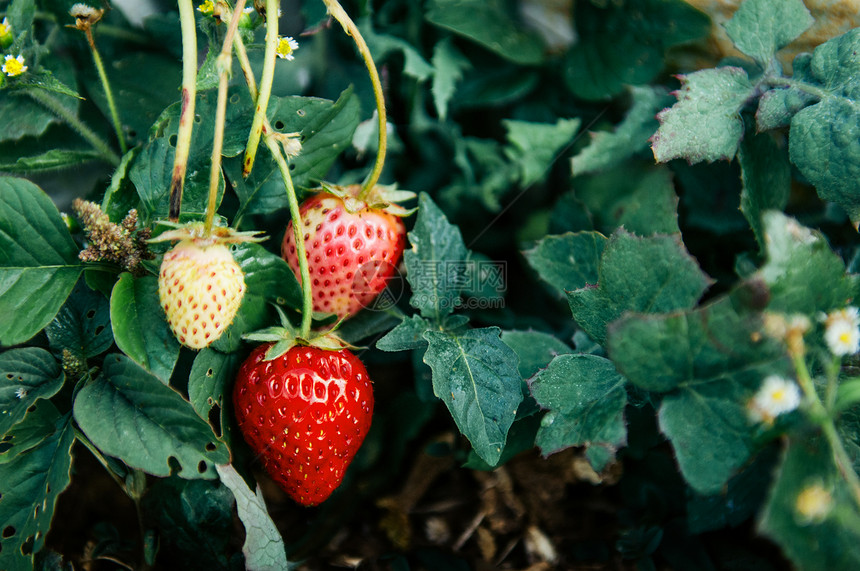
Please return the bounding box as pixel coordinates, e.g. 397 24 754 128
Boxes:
158 239 245 349
232 343 374 506
282 190 406 318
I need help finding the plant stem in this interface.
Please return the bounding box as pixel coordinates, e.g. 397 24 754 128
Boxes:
204 0 248 236
169 0 199 222
266 136 313 338
84 26 127 154
793 353 860 511
242 0 279 177
321 0 387 200
765 76 830 101
25 88 120 165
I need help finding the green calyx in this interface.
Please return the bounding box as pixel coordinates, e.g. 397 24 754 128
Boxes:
319 181 417 217
243 305 358 361
147 221 266 246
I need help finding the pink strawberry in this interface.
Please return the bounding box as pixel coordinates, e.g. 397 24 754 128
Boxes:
281 190 406 318
158 239 245 349
232 343 374 506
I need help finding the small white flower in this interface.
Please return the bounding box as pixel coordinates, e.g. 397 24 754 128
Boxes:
2 54 27 77
15 387 27 399
823 306 860 357
243 7 254 14
276 36 299 60
69 3 99 19
748 375 801 424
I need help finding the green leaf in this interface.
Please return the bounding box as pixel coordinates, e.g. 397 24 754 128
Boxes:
755 54 815 131
607 295 790 493
142 476 237 570
109 273 181 384
425 0 546 65
462 413 541 470
0 149 102 172
571 87 673 175
0 413 75 571
500 330 574 380
210 243 302 353
361 18 434 81
45 279 113 361
529 354 627 471
74 354 229 479
101 147 141 223
738 132 790 250
0 400 61 465
723 0 812 67
575 162 680 236
563 0 710 100
229 89 361 218
431 38 470 120
652 67 756 164
567 230 712 344
18 71 82 100
215 464 293 571
0 348 64 436
503 118 580 188
0 56 78 142
787 30 860 222
188 349 242 440
7 0 36 41
755 211 859 315
423 327 521 465
404 193 469 322
758 436 860 571
0 177 82 346
523 231 607 296
376 314 433 352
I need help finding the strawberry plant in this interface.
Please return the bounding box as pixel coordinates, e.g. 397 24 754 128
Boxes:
5 0 860 569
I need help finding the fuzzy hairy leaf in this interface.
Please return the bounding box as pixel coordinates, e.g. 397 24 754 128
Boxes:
74 354 229 479
723 0 812 67
567 230 711 344
500 330 574 381
524 232 606 297
503 118 581 187
376 314 433 352
530 354 626 471
423 327 521 465
738 132 790 250
0 177 82 347
652 67 756 164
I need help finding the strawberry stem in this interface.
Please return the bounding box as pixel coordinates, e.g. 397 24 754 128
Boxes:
204 0 248 237
169 0 199 222
242 0 279 178
321 0 387 201
82 25 127 155
265 136 314 338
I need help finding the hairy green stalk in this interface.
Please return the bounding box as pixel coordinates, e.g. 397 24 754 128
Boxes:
26 88 120 165
321 0 387 199
83 25 127 154
204 0 248 236
169 0 199 221
242 0 279 177
266 136 313 338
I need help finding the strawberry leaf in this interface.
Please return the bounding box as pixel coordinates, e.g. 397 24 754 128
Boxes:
0 400 61 465
529 354 627 471
759 436 860 570
607 295 790 493
500 330 574 381
567 230 712 345
523 231 606 298
110 273 181 384
0 177 83 346
651 67 756 164
45 279 113 361
787 29 860 223
215 464 294 571
755 54 816 131
738 132 790 251
0 412 75 571
431 38 470 121
404 193 469 322
188 349 242 442
74 354 229 479
722 0 812 68
0 348 64 436
423 326 521 465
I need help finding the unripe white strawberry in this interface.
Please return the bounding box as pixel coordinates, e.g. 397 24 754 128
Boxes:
158 239 245 349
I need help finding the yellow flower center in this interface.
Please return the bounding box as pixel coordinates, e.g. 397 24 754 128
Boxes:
770 388 786 403
840 331 852 344
198 0 214 15
0 22 10 36
3 56 26 77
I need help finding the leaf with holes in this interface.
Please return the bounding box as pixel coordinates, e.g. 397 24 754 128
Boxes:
45 279 113 361
0 348 64 436
0 400 61 465
73 354 229 479
188 348 242 441
0 412 75 571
